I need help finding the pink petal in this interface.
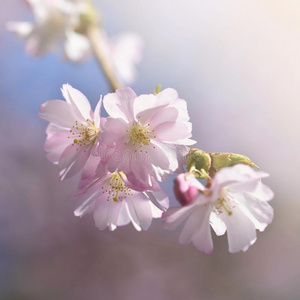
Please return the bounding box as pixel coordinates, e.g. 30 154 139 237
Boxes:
39 100 76 128
126 193 153 231
61 84 92 121
58 144 92 180
145 190 169 211
154 122 191 142
133 94 162 118
103 87 136 122
155 88 178 106
149 106 179 128
93 199 123 231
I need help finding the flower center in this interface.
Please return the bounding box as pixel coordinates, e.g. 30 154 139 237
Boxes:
69 119 99 150
214 188 235 216
101 172 133 202
125 121 156 151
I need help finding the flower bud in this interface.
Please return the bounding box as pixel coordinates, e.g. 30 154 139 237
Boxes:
174 173 199 206
211 152 258 172
186 148 211 178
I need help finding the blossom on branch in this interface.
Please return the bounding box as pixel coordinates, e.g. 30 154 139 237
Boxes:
163 164 274 254
7 0 90 60
73 163 169 231
101 87 196 189
39 84 102 180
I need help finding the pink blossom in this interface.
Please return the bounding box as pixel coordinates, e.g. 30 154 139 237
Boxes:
173 173 203 206
163 164 274 254
39 84 102 180
73 164 169 231
101 87 195 189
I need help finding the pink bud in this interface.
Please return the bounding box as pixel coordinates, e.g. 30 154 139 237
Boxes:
174 173 199 206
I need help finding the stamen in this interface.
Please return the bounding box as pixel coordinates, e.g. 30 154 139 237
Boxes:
68 119 99 150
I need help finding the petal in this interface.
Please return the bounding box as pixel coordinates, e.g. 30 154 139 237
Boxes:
64 30 91 62
44 132 72 164
126 193 153 231
103 87 136 122
210 211 226 236
162 203 198 231
220 206 257 253
154 122 191 142
6 21 33 38
179 205 212 246
58 144 92 180
145 190 169 211
191 209 214 254
93 199 123 231
74 184 100 217
39 100 76 128
133 94 163 118
94 96 102 128
61 84 92 122
234 192 274 232
155 88 178 106
251 181 274 202
149 106 179 128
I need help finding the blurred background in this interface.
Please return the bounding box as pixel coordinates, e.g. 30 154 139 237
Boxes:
1 0 300 299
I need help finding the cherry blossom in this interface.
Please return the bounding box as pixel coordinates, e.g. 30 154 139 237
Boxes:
39 84 102 180
73 164 169 231
101 87 195 189
7 0 90 61
163 164 274 253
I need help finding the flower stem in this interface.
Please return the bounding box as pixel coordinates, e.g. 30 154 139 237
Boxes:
86 24 123 91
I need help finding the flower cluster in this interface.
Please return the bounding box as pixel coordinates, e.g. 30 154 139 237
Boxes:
39 84 274 253
39 84 194 231
7 0 142 84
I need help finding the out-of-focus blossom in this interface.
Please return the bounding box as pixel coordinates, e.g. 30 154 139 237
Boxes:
39 84 102 180
101 87 195 189
108 33 143 85
73 164 169 231
173 172 202 206
7 0 90 61
163 164 274 254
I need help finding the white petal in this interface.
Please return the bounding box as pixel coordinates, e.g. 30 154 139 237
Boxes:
94 96 102 128
93 199 123 231
6 21 33 38
179 205 212 245
220 206 257 253
162 203 198 231
64 31 91 62
210 211 226 236
234 192 274 232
